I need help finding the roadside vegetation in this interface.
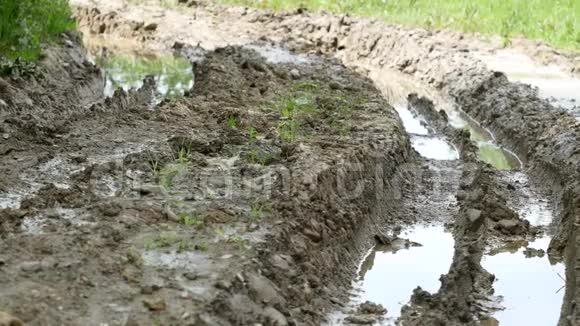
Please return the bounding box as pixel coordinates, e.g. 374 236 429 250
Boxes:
219 0 580 50
0 0 75 73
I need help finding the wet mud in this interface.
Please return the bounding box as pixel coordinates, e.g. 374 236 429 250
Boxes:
1 0 579 325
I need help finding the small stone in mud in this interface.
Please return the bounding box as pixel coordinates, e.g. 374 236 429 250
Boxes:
344 315 376 324
495 219 528 235
0 311 23 326
183 272 198 280
303 228 322 242
215 280 232 290
523 247 546 258
144 23 158 31
466 209 483 231
143 297 166 311
98 201 122 217
358 301 387 315
290 69 300 80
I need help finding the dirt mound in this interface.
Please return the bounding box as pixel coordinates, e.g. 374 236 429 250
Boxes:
0 37 419 325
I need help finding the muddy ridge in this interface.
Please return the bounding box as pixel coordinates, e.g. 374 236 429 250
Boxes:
0 35 429 324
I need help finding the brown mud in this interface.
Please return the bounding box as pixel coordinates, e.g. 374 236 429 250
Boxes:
0 35 423 325
0 0 578 325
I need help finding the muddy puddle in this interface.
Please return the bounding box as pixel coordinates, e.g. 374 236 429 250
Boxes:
482 171 564 325
371 68 521 170
332 66 559 324
331 226 454 324
94 53 193 101
479 50 580 119
484 237 564 326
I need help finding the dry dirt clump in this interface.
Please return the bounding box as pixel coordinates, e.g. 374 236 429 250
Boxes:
0 38 416 325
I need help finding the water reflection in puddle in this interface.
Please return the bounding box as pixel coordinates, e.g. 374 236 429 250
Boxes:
483 238 564 326
448 110 522 170
411 136 459 160
483 170 563 325
346 226 454 323
96 54 193 101
395 105 459 160
394 106 429 136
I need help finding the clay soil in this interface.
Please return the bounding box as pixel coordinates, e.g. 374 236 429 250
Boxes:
0 0 579 325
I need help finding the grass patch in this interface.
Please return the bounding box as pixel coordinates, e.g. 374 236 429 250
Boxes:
227 115 239 129
149 148 190 189
219 0 580 50
0 0 75 72
250 200 272 223
274 81 361 140
178 212 205 227
145 232 194 252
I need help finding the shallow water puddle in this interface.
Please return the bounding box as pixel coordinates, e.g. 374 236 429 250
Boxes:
96 54 193 101
410 135 459 160
332 226 454 324
394 105 459 160
448 110 522 170
480 50 580 119
483 171 564 325
483 238 564 326
381 70 519 169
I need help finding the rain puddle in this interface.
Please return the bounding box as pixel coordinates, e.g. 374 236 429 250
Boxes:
393 104 459 161
479 50 580 119
350 226 454 323
447 110 522 170
244 44 311 64
482 171 564 325
335 66 559 324
94 54 193 101
370 68 520 170
410 136 459 160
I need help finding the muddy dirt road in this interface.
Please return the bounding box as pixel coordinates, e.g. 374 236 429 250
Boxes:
0 0 579 325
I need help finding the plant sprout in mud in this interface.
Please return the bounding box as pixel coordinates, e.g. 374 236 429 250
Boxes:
227 115 238 129
250 200 272 223
178 212 205 227
152 148 191 189
96 54 193 98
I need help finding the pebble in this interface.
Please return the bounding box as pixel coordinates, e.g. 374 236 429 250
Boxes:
143 297 166 311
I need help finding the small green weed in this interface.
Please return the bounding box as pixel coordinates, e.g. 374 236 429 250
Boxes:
144 232 181 250
195 240 209 251
227 115 238 129
155 148 190 189
178 212 205 227
250 200 272 223
247 126 261 143
227 234 248 250
248 148 275 166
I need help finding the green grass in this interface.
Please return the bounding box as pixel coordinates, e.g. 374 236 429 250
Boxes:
227 115 238 129
219 0 580 50
0 0 75 67
250 200 272 223
178 212 205 227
